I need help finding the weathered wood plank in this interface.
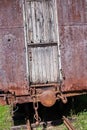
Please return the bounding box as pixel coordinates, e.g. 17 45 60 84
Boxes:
26 0 59 84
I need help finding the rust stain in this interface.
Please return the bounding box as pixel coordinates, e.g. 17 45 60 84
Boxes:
0 98 7 105
57 0 85 25
39 90 56 107
0 0 23 28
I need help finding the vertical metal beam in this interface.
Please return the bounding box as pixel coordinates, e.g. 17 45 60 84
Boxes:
54 0 63 82
22 0 29 84
27 119 32 130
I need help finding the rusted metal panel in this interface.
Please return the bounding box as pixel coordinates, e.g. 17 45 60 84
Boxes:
57 0 87 91
0 0 23 28
57 0 87 25
26 0 60 84
0 28 28 95
0 0 28 95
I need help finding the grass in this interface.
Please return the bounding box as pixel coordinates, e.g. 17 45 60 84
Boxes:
0 105 12 130
73 111 87 130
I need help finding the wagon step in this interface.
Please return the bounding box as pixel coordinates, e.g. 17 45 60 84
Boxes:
30 83 59 88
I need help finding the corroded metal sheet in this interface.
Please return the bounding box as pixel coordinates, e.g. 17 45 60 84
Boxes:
57 0 86 25
0 0 28 95
57 0 87 91
0 28 27 95
0 0 23 28
0 0 87 104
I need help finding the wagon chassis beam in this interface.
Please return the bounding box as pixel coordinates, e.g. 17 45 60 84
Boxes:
0 88 87 105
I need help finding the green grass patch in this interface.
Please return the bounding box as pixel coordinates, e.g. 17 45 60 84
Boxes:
73 111 87 130
0 105 12 130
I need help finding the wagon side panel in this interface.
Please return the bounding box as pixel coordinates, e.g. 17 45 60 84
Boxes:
0 0 27 95
0 0 23 28
57 0 87 91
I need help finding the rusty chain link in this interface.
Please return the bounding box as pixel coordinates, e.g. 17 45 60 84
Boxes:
33 97 41 126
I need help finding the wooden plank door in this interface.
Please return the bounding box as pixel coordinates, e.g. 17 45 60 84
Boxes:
25 0 60 85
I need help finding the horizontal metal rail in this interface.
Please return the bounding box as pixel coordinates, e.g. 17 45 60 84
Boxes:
28 42 57 47
11 117 76 130
30 83 59 88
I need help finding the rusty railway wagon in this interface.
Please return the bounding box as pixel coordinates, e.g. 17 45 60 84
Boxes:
0 0 87 125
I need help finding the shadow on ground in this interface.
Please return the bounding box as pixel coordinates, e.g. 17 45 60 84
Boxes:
13 94 87 127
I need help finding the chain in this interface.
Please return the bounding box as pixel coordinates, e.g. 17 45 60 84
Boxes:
57 91 67 104
33 97 41 126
